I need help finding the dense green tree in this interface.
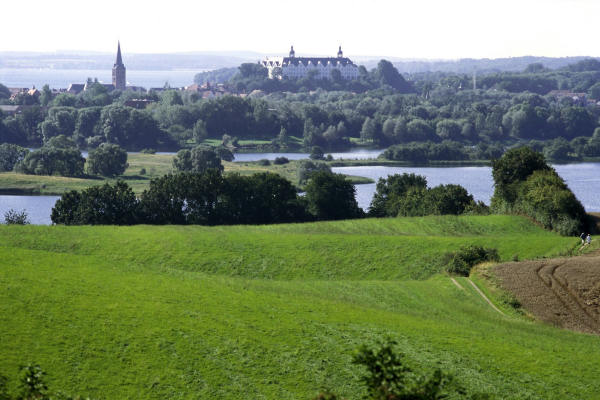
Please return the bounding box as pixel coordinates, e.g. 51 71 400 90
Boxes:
51 181 139 225
304 171 362 220
173 146 223 173
15 146 84 177
373 60 413 92
0 83 10 99
369 173 428 217
0 143 29 171
86 143 128 177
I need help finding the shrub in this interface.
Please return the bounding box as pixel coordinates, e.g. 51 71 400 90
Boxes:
139 168 146 175
4 209 30 225
444 245 499 276
140 148 156 154
258 158 271 166
273 156 289 165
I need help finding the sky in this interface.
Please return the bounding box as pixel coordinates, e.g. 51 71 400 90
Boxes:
2 0 599 59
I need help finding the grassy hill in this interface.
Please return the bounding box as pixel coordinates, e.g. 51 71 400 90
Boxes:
1 215 597 399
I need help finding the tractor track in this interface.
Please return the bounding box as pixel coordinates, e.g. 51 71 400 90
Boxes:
495 250 600 334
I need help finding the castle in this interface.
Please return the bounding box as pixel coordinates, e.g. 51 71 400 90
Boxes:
261 46 359 80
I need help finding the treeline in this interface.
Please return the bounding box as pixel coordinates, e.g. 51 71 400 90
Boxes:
0 137 128 177
3 59 600 156
382 132 600 163
51 170 362 225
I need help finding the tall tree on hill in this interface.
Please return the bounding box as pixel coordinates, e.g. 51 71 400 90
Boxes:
373 60 413 93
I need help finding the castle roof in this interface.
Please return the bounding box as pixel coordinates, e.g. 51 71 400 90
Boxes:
262 57 356 67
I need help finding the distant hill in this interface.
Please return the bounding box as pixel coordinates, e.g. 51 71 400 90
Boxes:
389 56 598 74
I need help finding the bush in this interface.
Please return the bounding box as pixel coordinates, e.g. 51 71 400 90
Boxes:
273 156 289 165
444 245 499 276
4 209 29 225
139 168 146 175
140 148 156 154
257 158 271 166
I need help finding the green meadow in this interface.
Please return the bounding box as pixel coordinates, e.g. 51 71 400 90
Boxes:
0 154 371 195
1 215 597 399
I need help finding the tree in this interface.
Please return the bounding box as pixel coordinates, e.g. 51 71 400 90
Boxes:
0 143 29 171
373 60 413 93
86 143 129 177
0 83 10 99
369 173 428 217
491 146 549 205
51 181 139 225
192 119 208 143
309 146 325 160
15 147 85 177
139 171 225 225
173 146 223 173
360 117 379 143
304 171 362 220
40 84 53 106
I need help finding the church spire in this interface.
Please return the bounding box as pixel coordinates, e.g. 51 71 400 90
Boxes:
112 41 126 90
289 45 295 58
337 45 343 58
115 41 123 66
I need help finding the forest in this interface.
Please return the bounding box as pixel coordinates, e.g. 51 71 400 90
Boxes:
2 58 600 163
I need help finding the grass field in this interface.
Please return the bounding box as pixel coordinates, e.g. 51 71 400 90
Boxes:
1 215 598 399
0 154 372 195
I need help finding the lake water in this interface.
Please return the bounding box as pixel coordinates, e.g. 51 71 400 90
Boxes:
0 68 200 89
333 163 600 212
232 149 384 162
1 162 599 225
0 195 60 225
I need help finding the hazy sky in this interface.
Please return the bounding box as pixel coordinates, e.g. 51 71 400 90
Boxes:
3 0 599 59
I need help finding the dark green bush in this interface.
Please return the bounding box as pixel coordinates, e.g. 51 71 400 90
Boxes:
258 158 271 166
444 245 500 276
273 156 289 165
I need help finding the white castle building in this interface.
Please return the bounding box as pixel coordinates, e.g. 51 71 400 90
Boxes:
261 46 359 80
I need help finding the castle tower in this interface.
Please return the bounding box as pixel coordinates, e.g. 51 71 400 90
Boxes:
289 45 295 58
112 41 126 90
337 45 343 58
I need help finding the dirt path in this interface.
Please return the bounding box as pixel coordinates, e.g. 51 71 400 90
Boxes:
495 250 600 334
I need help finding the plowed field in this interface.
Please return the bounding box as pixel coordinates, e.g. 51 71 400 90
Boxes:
495 250 600 334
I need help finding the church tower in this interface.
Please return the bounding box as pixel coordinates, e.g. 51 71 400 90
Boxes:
112 41 126 90
337 45 343 58
289 45 295 58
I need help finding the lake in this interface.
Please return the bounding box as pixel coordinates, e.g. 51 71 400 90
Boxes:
1 162 599 225
333 163 600 212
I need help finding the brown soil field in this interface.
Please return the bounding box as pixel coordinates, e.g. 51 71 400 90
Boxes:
495 249 600 334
